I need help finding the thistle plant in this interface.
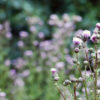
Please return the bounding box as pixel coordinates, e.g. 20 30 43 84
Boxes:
51 23 100 100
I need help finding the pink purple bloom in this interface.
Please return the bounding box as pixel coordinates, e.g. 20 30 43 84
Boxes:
0 24 3 30
55 62 65 69
96 23 100 29
12 58 27 69
33 40 39 46
91 34 97 43
82 30 91 39
14 78 24 87
38 32 45 39
73 37 82 46
22 70 30 77
72 15 82 22
4 59 11 67
30 26 36 32
24 50 33 57
0 92 6 97
50 14 58 20
10 69 16 76
5 32 12 39
51 68 57 76
97 50 100 58
17 40 24 47
19 31 28 38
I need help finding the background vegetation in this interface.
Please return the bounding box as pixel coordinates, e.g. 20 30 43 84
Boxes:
0 0 100 100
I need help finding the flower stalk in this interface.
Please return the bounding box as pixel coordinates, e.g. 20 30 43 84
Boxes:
55 82 66 100
74 83 77 100
94 44 98 100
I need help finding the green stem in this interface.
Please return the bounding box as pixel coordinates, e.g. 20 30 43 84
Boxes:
74 83 77 100
94 44 98 100
55 82 66 100
84 43 92 73
76 54 88 100
94 44 98 69
94 70 98 100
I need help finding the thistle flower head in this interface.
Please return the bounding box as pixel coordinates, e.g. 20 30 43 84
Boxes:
90 34 97 43
50 68 57 75
73 37 82 46
96 23 100 30
82 30 91 39
97 50 100 58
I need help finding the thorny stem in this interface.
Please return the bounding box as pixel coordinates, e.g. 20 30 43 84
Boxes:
76 53 82 77
94 44 98 100
95 44 98 69
55 82 66 100
84 43 92 73
74 83 77 100
94 70 98 100
76 54 88 100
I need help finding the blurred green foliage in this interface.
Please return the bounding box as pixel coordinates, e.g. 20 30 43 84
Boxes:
0 0 100 30
0 0 100 100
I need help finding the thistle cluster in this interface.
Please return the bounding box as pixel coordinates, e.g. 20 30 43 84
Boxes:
72 23 100 100
51 23 100 100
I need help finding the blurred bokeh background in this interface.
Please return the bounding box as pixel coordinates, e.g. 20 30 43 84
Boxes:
0 0 100 100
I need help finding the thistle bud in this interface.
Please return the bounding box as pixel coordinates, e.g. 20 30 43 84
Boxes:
77 61 80 65
89 48 94 53
70 78 77 83
97 90 100 94
78 77 84 82
73 59 77 64
63 80 71 86
91 53 95 58
74 48 79 53
83 60 88 65
96 34 100 39
54 76 59 81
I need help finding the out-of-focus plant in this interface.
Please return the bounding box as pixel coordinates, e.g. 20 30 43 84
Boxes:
0 0 100 30
0 13 82 100
51 23 100 100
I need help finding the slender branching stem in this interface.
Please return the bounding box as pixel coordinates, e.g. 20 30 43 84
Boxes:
55 82 66 100
94 44 98 100
84 43 92 73
94 44 98 69
94 70 98 100
74 83 77 100
76 54 88 100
